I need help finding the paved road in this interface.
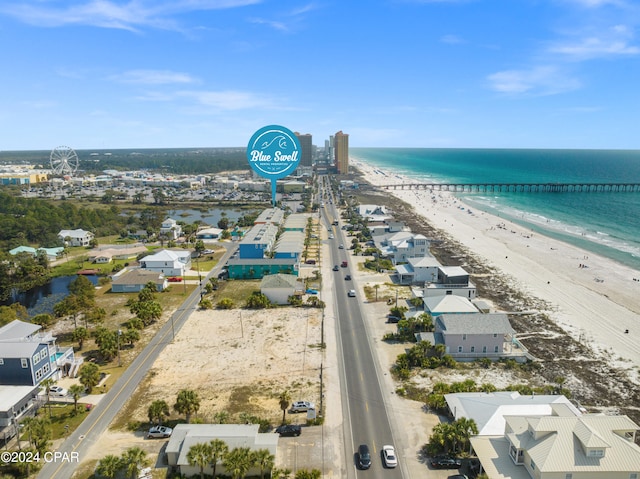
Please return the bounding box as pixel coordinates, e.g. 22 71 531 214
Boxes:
37 244 236 479
321 194 405 479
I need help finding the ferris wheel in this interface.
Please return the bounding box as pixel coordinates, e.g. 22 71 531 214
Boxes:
50 146 79 176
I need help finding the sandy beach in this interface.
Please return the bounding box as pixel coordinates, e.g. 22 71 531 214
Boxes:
352 158 640 377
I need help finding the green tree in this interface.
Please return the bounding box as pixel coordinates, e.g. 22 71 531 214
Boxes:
40 377 55 418
148 400 170 425
79 362 101 393
252 448 275 479
31 313 54 330
271 468 292 479
210 438 229 479
15 446 43 476
121 446 150 479
223 447 252 479
30 416 52 455
69 384 85 414
245 291 272 309
187 442 213 479
213 411 230 424
95 454 122 479
174 389 200 423
72 326 89 350
278 390 291 424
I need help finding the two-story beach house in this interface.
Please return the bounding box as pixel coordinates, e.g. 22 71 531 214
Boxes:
139 249 191 277
57 229 95 247
160 218 182 241
0 320 80 386
470 404 640 479
416 313 530 361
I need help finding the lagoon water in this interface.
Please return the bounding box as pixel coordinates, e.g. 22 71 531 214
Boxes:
351 148 640 271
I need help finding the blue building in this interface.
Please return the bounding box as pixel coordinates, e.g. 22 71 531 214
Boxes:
0 321 78 386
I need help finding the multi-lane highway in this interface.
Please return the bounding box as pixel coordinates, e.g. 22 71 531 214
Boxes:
320 179 404 478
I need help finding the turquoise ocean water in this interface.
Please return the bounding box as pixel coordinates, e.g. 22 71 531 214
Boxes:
351 148 640 271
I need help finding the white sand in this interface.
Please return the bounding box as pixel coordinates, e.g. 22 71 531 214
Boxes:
352 158 640 374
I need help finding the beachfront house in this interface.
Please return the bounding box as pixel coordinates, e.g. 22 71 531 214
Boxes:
416 313 522 360
424 295 478 316
374 231 430 264
57 228 95 247
139 249 191 277
470 406 640 479
444 392 582 436
0 320 79 386
165 424 278 478
395 256 442 284
160 218 182 241
423 265 477 300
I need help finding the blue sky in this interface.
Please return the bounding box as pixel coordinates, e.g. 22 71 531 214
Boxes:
1 0 639 150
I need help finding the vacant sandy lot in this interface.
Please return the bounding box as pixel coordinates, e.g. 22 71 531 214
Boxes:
140 307 324 424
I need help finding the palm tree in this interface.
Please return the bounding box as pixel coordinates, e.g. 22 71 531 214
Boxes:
20 416 37 448
148 399 170 425
209 439 229 479
213 410 230 424
223 447 252 479
72 326 88 350
40 377 55 418
95 454 122 479
271 467 292 479
121 446 150 479
174 389 200 423
79 362 101 393
187 442 213 479
252 448 275 479
278 390 291 424
68 384 85 414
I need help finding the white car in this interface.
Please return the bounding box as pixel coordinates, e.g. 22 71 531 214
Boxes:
382 445 398 468
147 425 173 438
348 290 356 297
290 401 315 413
48 386 67 397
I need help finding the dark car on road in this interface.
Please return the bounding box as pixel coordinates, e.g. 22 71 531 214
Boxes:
275 424 301 437
345 274 351 280
430 455 462 469
356 444 371 469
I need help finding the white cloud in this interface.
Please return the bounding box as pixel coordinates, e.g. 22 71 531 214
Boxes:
487 66 581 95
177 90 276 110
0 0 260 31
111 70 198 85
440 34 464 44
551 37 639 58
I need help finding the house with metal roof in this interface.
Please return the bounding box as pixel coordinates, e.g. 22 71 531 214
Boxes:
424 295 479 316
57 228 95 247
139 249 191 276
165 424 278 478
111 268 168 293
0 320 79 386
260 273 304 304
444 392 582 436
470 405 640 479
